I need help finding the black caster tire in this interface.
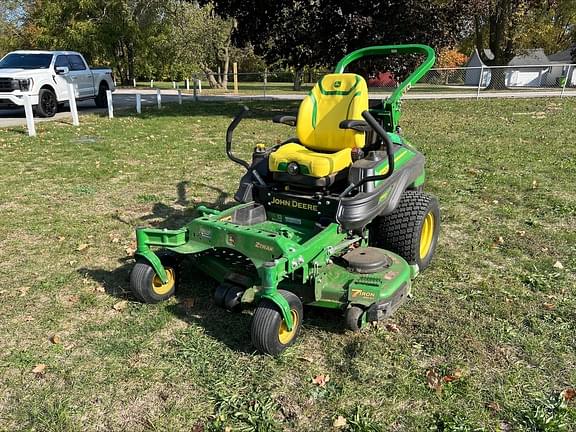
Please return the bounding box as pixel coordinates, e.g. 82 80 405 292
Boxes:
371 190 440 271
130 259 177 304
223 285 244 312
213 283 229 308
251 290 303 356
345 306 365 332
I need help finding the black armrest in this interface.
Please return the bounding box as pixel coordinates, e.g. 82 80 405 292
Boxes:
273 115 297 127
339 120 370 132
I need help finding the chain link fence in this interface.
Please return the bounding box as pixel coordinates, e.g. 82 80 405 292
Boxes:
128 63 576 99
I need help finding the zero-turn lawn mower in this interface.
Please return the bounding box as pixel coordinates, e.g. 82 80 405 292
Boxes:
129 44 440 356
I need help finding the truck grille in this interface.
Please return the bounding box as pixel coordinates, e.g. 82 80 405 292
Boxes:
0 78 14 92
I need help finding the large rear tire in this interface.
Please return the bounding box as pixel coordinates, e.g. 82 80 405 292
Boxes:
251 290 303 356
370 190 440 271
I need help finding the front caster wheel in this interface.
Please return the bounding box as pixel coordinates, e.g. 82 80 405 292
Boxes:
213 283 244 311
130 259 177 303
345 306 365 332
251 290 303 356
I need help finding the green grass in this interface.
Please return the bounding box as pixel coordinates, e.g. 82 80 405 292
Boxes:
0 98 575 431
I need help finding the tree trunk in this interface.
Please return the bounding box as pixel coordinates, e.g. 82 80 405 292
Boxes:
221 46 229 90
200 64 223 89
293 68 304 91
485 67 508 90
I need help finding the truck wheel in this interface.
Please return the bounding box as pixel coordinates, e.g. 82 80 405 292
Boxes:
37 88 58 117
251 290 303 356
95 82 108 108
130 258 178 304
370 190 440 271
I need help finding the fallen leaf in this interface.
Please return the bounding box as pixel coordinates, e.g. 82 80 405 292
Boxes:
486 401 501 413
192 423 205 432
180 298 195 308
66 295 79 304
531 180 538 189
311 374 330 387
500 421 512 432
333 415 347 428
57 236 66 242
496 236 505 245
553 261 564 270
125 246 136 256
543 303 556 311
385 323 400 333
426 369 442 393
69 260 77 266
442 369 463 383
561 388 575 402
76 243 90 251
113 300 128 312
516 230 526 237
19 287 30 297
49 334 62 344
32 363 46 375
94 285 106 293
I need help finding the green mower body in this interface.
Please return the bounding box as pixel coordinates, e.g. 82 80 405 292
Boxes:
129 45 440 355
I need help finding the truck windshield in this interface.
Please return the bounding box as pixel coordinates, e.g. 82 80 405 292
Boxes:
0 53 54 69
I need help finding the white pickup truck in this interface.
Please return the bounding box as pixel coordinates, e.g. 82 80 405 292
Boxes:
0 50 115 117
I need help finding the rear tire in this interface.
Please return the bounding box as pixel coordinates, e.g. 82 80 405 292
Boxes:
36 88 58 118
251 290 303 356
95 82 108 108
370 190 440 271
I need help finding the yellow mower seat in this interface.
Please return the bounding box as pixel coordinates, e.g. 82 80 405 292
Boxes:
269 73 368 179
269 143 352 178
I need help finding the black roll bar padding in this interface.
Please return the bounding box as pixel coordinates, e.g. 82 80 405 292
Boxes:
226 105 251 170
339 110 396 197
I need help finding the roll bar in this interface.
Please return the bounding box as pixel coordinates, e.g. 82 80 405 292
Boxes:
334 44 436 132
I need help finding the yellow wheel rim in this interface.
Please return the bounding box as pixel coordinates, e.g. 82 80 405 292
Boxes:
152 267 175 296
278 310 299 345
419 212 435 260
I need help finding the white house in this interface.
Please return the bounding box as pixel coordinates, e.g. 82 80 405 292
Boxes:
547 45 576 87
464 48 552 87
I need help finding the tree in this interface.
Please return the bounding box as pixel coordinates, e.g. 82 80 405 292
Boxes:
165 2 234 89
211 0 470 89
472 0 576 88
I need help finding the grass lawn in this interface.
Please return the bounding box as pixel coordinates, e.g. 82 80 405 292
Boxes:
0 98 575 431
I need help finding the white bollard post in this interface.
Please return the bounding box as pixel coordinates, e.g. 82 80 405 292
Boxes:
186 79 190 91
150 79 154 88
67 83 80 126
23 94 36 137
106 90 113 119
156 89 161 109
133 78 136 88
172 81 176 89
136 94 142 114
197 79 202 93
178 89 182 105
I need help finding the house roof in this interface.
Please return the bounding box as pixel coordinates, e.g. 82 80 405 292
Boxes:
508 49 549 66
471 48 552 66
548 45 575 63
